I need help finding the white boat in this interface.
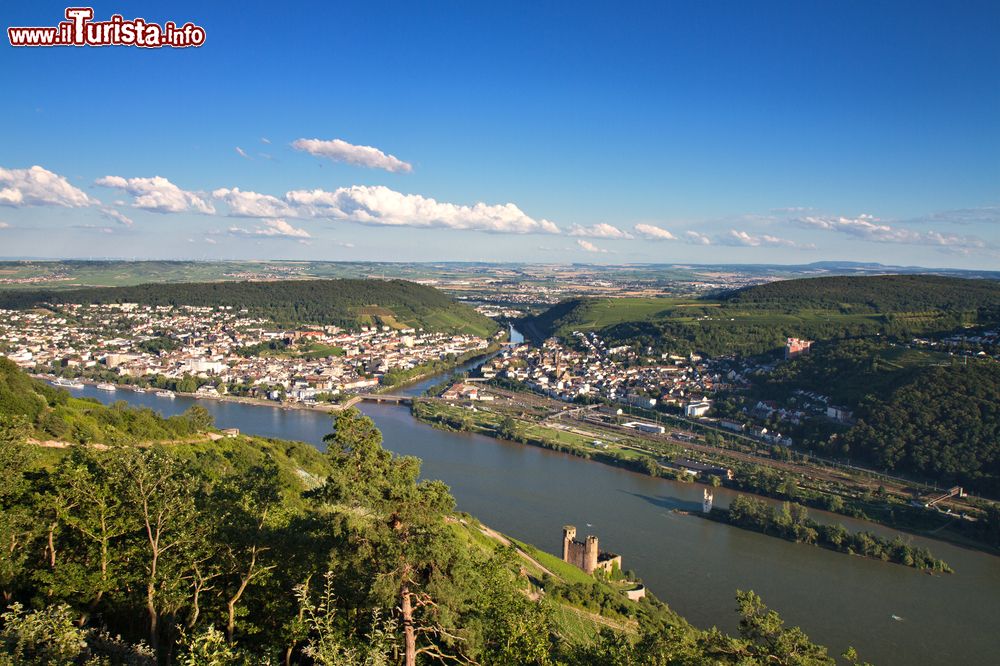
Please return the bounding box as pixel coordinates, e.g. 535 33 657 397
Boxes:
96 383 117 392
155 390 175 399
132 387 147 393
52 378 85 389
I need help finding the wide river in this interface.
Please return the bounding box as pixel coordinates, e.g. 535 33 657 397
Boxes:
59 346 1000 665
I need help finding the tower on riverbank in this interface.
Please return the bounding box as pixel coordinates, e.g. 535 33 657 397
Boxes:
562 525 621 575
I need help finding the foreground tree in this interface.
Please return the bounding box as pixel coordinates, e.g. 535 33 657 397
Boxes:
317 408 470 666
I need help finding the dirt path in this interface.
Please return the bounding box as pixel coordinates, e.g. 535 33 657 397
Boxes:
477 524 562 580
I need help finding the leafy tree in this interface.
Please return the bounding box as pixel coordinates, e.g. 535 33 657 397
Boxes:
0 415 33 602
317 408 467 666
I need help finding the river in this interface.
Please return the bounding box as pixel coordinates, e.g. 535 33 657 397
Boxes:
57 339 1000 665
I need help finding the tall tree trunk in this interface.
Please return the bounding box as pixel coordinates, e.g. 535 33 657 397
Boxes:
401 585 416 666
147 581 159 650
226 547 258 643
147 549 159 650
47 521 57 569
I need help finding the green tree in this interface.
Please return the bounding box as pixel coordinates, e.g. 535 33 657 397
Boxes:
317 408 467 666
0 415 33 602
116 447 201 650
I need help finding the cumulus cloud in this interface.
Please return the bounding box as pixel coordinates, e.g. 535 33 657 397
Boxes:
720 229 812 249
634 223 677 241
797 213 986 249
212 187 297 218
0 165 96 208
0 221 9 229
228 219 311 239
291 138 412 173
96 175 215 214
576 239 608 253
235 146 250 160
568 223 633 239
284 185 560 234
684 230 712 245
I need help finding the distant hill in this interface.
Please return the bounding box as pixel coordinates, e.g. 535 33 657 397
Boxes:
520 275 1000 356
0 278 499 337
722 274 1000 313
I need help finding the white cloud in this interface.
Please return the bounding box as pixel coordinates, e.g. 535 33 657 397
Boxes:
797 213 986 249
568 223 633 239
96 175 215 214
235 146 250 160
904 206 1000 226
285 185 560 234
100 207 133 227
260 137 271 144
212 187 297 218
576 239 607 253
72 224 113 234
291 138 412 173
684 230 712 245
228 219 311 239
0 165 96 208
634 223 677 241
0 221 9 229
720 229 812 249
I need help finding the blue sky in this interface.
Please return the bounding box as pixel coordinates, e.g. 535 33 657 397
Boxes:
1 1 998 267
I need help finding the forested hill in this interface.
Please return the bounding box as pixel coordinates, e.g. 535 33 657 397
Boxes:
0 278 499 336
722 274 1000 313
520 275 1000 356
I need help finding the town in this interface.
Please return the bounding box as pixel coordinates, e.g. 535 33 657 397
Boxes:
0 302 491 403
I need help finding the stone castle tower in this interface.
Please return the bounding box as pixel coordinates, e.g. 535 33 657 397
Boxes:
562 525 600 574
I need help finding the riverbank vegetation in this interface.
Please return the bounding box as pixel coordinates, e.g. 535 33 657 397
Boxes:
717 496 952 572
0 362 873 664
380 343 501 389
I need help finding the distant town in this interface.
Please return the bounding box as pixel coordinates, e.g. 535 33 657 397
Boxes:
1 302 490 403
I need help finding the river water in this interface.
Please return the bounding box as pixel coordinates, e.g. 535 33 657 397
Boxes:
58 342 1000 665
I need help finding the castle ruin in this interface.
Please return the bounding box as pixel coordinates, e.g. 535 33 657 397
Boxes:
562 525 622 575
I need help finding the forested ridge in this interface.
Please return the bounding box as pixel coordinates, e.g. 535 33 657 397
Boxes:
0 362 868 665
841 363 1000 495
520 275 1000 356
0 279 499 337
722 274 1000 313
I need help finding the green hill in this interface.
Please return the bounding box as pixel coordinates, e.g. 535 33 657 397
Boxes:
520 275 1000 356
0 360 854 664
0 278 499 337
723 274 1000 313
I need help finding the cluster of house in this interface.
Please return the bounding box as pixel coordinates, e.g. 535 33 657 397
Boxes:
911 329 1000 360
478 332 743 410
0 303 489 402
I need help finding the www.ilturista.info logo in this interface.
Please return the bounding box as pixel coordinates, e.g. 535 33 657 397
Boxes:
8 7 206 48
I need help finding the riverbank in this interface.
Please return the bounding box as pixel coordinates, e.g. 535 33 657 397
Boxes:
701 496 952 572
374 341 504 393
410 396 1000 558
